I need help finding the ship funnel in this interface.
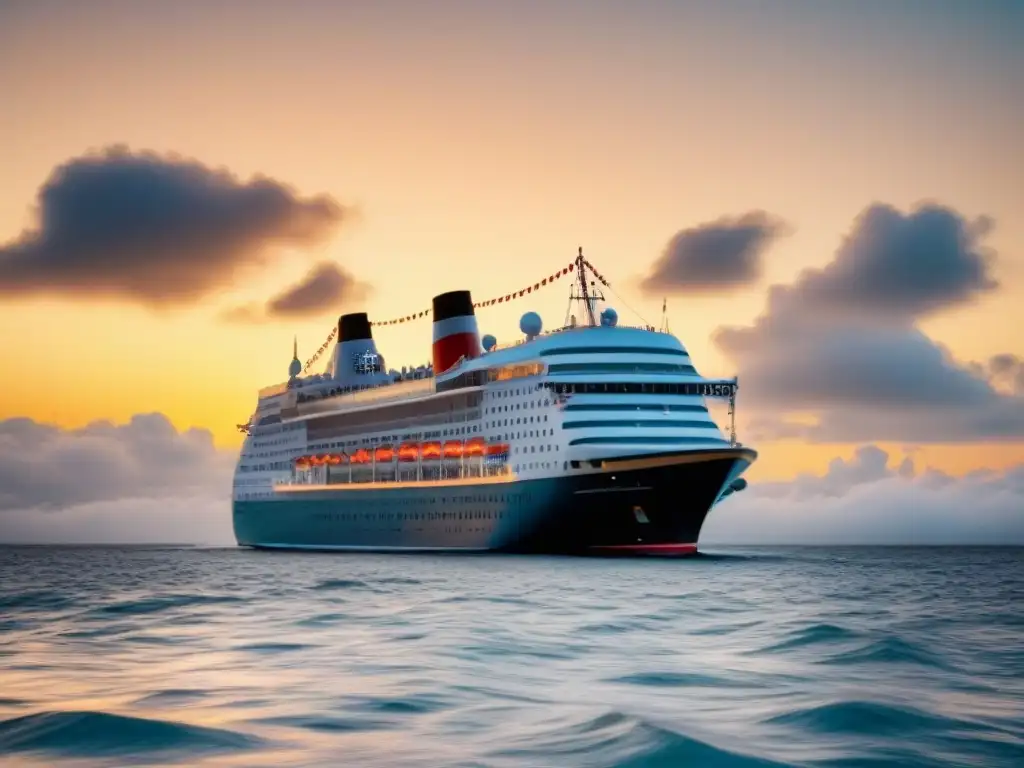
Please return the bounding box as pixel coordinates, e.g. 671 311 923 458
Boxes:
432 290 481 375
338 312 372 342
330 312 388 384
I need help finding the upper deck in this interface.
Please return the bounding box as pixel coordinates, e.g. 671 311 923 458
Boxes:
260 323 739 430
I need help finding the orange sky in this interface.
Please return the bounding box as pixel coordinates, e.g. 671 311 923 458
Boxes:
1 0 1022 481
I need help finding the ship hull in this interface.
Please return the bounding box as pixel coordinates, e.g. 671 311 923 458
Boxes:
233 448 754 556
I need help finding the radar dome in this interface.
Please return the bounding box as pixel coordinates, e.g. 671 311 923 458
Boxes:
482 334 497 351
520 311 543 338
288 358 302 378
600 307 619 327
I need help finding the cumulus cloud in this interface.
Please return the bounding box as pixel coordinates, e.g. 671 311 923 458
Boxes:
1 417 1020 546
0 146 346 306
223 261 371 322
704 445 1024 545
0 414 235 544
639 211 786 295
986 354 1024 395
785 203 997 322
714 201 1024 443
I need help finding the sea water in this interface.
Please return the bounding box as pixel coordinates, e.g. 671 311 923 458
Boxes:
0 546 1021 767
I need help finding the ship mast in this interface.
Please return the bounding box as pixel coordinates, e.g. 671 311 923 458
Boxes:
564 246 603 327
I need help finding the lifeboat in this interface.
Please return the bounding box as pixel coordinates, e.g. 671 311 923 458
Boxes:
486 442 510 457
375 445 394 462
326 453 345 465
421 441 442 460
443 440 464 459
350 447 372 464
465 437 487 457
398 443 419 462
294 456 310 470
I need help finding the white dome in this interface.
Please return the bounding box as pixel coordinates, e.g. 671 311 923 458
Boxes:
519 311 543 337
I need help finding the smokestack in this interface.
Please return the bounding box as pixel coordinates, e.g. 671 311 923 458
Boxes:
338 312 372 343
432 290 481 374
330 312 385 383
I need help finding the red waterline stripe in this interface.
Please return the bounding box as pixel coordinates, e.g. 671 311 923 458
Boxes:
589 543 698 555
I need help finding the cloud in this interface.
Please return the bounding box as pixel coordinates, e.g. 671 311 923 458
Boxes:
0 145 346 306
639 211 786 296
0 413 236 545
783 203 998 322
714 201 1024 443
223 261 371 322
986 354 1024 395
703 445 1024 545
1 416 1020 546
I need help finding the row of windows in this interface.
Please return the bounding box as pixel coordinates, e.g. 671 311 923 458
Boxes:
567 436 729 446
543 381 736 396
540 346 689 357
486 385 545 399
562 403 708 414
547 362 697 375
487 400 550 413
312 508 507 523
562 419 717 430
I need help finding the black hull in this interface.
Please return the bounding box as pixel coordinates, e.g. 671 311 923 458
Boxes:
506 448 754 556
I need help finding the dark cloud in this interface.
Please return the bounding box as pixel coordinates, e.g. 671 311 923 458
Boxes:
0 146 346 306
268 262 370 317
775 202 997 323
986 354 1024 394
222 262 371 322
639 211 786 295
703 446 1024 545
714 201 1023 443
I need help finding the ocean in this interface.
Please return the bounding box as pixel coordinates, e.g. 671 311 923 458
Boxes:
0 546 1021 767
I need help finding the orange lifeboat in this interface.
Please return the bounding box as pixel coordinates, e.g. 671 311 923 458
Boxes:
350 447 372 464
326 453 344 465
486 442 510 456
443 440 464 459
398 443 419 462
375 445 394 462
421 441 442 460
294 455 310 470
465 437 487 457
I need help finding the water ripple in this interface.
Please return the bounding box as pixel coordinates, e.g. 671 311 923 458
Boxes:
0 545 1021 767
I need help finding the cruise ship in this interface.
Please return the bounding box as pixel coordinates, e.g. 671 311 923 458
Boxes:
232 250 755 555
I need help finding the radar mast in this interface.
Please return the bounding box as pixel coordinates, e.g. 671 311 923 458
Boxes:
564 246 605 327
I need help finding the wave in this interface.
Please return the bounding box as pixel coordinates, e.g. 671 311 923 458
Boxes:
606 671 745 689
492 711 791 767
757 623 862 653
821 636 953 671
132 689 210 707
253 714 394 733
312 578 370 591
88 594 244 616
0 710 264 757
0 591 74 611
235 642 316 653
294 611 350 627
765 700 977 736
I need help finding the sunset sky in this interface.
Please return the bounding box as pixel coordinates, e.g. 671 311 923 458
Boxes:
1 0 1023 542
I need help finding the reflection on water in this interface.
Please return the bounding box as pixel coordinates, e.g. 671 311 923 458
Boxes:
0 546 1022 767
